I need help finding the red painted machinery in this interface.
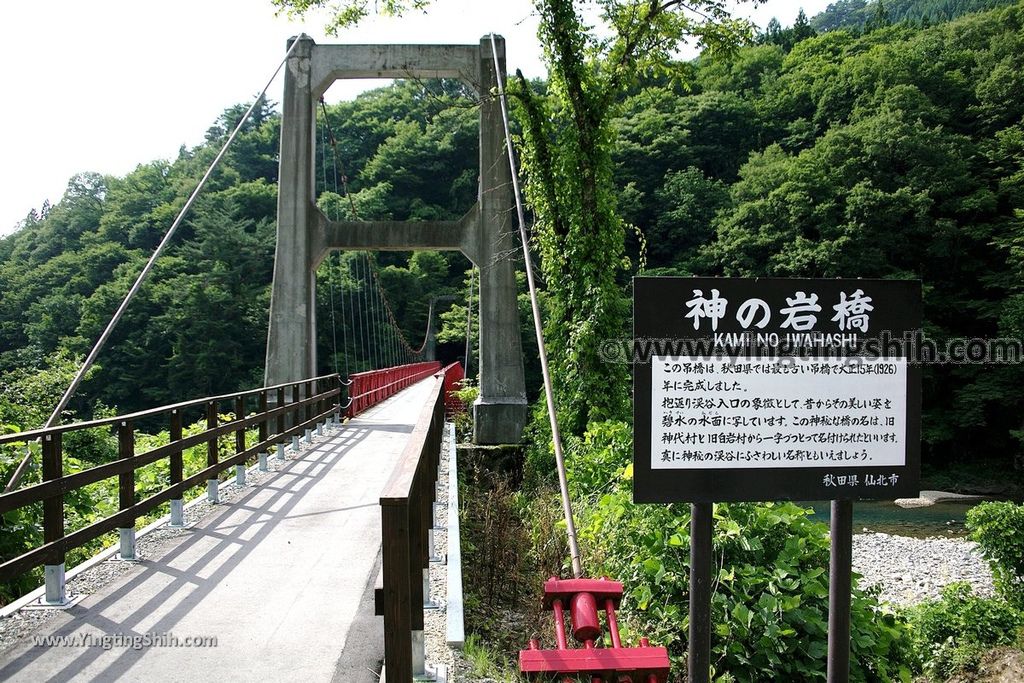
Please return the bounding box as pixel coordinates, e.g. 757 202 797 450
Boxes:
519 577 671 683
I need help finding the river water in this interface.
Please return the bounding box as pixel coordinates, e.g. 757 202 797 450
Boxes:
801 500 979 538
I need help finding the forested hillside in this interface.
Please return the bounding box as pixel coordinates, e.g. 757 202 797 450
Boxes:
0 82 480 433
614 2 1024 468
810 0 1018 30
2 1 1023 474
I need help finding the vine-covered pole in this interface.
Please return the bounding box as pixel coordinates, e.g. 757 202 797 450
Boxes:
489 34 582 579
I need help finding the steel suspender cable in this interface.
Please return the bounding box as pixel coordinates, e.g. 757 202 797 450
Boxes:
352 254 364 367
489 34 582 578
371 256 383 367
320 113 340 376
465 267 475 378
3 37 302 494
327 256 340 376
320 97 358 377
338 253 350 377
349 256 364 368
362 250 374 368
361 253 374 368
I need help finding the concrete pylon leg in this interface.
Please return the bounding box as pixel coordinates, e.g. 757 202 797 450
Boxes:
264 35 528 445
266 35 317 388
472 35 527 444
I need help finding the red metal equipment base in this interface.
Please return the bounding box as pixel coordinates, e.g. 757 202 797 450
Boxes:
519 577 671 683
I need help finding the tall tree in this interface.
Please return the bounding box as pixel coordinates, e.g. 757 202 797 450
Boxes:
270 0 758 435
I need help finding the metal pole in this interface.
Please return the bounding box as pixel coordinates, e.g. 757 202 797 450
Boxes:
688 502 713 683
828 499 853 683
489 34 582 578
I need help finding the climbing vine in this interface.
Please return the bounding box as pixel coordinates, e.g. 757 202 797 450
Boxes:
512 0 758 435
270 0 758 436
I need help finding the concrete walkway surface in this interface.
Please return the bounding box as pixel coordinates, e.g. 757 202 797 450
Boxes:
0 378 437 683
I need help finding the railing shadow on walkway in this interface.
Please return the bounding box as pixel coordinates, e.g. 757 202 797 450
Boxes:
0 418 403 682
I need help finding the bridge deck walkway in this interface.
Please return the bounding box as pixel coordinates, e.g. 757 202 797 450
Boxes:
0 378 436 683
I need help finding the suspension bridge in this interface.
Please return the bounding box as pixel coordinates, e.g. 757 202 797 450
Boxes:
0 35 531 683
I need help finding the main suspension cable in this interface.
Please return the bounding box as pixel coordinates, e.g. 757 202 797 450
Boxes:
489 34 582 578
4 37 302 494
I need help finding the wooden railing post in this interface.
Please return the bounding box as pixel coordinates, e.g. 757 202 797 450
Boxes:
315 378 325 436
304 379 314 443
206 400 219 503
382 499 413 682
118 420 136 560
291 383 302 453
277 386 287 460
234 395 247 486
258 391 270 471
169 408 184 526
42 432 66 605
0 372 345 589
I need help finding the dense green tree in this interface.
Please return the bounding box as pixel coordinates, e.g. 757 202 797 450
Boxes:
811 0 1017 31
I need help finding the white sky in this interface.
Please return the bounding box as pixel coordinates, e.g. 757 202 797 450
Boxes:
0 0 831 237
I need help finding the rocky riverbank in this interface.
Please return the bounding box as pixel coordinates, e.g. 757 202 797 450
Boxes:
852 532 995 606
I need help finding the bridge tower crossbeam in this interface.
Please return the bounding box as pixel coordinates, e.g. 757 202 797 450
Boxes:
265 35 527 444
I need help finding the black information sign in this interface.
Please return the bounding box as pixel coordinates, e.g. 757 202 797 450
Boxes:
633 277 922 503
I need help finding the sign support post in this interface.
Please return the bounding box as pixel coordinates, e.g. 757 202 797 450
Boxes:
633 276 921 683
688 501 714 683
827 498 854 683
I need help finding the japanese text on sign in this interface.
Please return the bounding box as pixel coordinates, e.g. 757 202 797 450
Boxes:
651 357 907 470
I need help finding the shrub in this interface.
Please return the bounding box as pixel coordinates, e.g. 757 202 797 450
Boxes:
555 420 915 682
906 582 1024 680
451 378 478 439
966 501 1024 607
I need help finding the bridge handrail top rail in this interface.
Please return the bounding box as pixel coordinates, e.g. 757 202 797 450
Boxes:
347 361 438 381
0 373 342 445
380 374 444 505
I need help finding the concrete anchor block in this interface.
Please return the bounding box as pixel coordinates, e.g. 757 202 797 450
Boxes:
207 479 220 504
44 564 66 605
423 569 439 610
412 630 436 681
169 499 185 527
119 528 136 560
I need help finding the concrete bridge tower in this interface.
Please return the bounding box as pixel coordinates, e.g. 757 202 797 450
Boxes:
265 35 527 444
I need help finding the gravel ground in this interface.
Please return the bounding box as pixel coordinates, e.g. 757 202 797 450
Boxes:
424 426 456 679
1 424 998 679
852 532 995 606
0 428 331 653
421 426 506 683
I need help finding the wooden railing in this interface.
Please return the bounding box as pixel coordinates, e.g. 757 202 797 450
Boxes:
0 374 343 596
346 361 441 417
378 373 446 681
